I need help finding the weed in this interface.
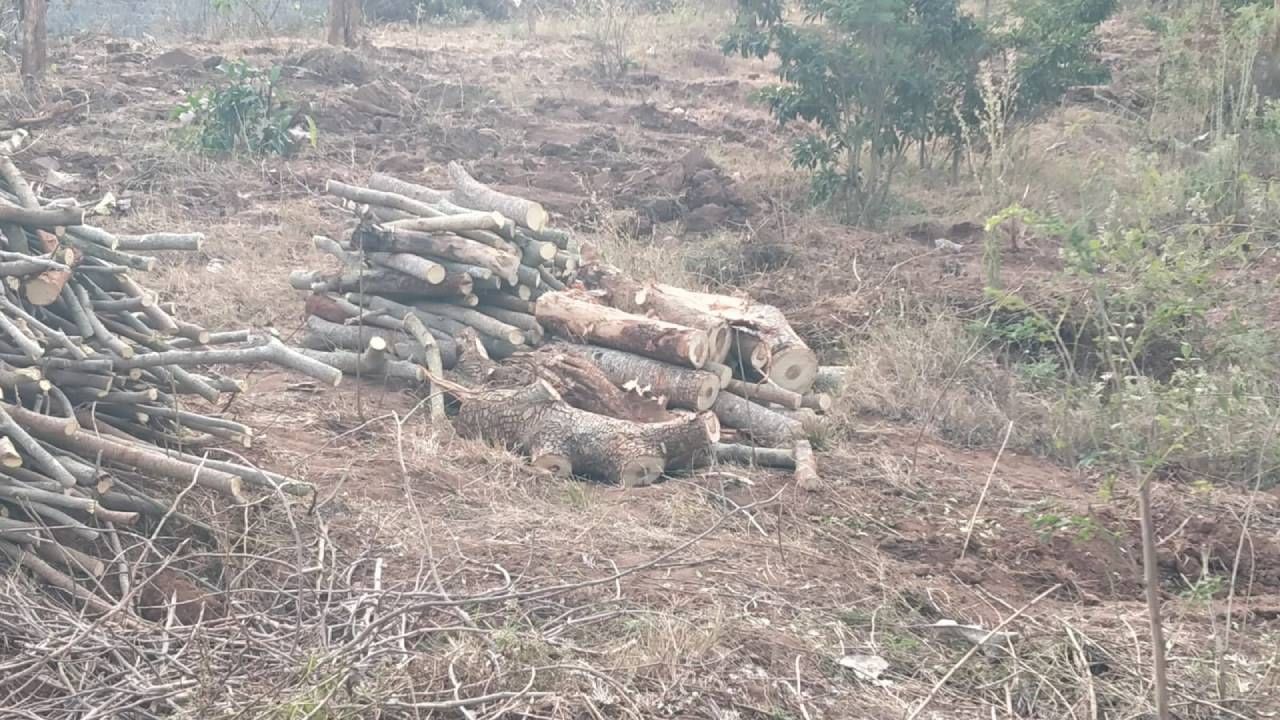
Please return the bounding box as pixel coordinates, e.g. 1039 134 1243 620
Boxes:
173 60 315 157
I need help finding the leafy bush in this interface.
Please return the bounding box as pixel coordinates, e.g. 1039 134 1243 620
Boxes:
724 0 1116 223
997 0 1117 113
173 61 315 157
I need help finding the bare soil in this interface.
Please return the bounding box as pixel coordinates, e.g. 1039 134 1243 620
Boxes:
2 13 1277 718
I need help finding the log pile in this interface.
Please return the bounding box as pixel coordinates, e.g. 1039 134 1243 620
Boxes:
0 157 338 606
296 164 836 487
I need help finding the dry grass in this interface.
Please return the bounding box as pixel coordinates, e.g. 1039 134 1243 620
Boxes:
1 4 1278 718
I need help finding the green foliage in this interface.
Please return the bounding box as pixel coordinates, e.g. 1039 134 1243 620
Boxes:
172 61 315 157
725 0 1114 223
726 0 986 222
996 0 1117 113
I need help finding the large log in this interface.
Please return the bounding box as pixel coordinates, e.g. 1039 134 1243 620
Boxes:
535 291 709 369
455 380 717 486
559 342 719 412
653 284 818 392
447 162 549 232
578 264 732 362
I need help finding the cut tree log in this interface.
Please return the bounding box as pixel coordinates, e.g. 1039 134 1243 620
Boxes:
455 380 717 485
724 378 802 410
710 443 796 469
535 291 709 369
578 264 732 362
368 252 448 284
498 348 671 423
794 439 819 491
560 342 719 412
447 162 549 232
386 211 508 235
801 392 833 413
711 390 803 447
653 284 818 392
353 224 520 284
414 302 525 346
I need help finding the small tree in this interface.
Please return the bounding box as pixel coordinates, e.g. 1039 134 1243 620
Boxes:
725 0 985 223
725 0 1116 224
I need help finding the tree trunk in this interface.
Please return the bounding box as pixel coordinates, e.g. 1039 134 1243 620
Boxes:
20 0 47 85
536 291 710 369
456 381 717 485
327 0 359 47
559 342 720 411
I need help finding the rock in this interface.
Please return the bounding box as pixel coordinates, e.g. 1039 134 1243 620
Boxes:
150 48 202 70
683 203 730 233
636 197 681 224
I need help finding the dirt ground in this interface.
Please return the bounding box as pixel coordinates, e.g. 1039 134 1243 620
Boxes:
1 8 1277 719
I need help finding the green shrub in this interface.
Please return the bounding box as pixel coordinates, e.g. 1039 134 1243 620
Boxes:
724 0 1115 224
173 61 315 157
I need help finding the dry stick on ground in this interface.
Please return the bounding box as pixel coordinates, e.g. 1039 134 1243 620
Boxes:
906 583 1063 720
959 420 1014 560
793 439 819 491
1138 466 1171 720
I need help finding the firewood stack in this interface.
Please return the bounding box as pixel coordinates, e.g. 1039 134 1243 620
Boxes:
0 157 339 607
296 164 832 488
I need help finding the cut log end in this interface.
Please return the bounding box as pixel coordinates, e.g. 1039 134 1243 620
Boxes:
768 346 820 393
694 373 720 412
619 456 664 487
532 453 572 477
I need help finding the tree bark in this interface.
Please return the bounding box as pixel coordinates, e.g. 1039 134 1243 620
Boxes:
497 348 671 423
709 442 796 469
794 439 819 491
353 224 520 284
578 263 732 362
455 380 717 485
725 378 802 410
559 342 720 411
326 0 359 47
654 284 818 392
711 390 803 447
536 291 709 369
414 301 526 345
20 0 47 84
447 162 549 232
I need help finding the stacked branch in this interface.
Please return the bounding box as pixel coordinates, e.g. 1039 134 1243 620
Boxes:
0 157 335 609
294 166 826 487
